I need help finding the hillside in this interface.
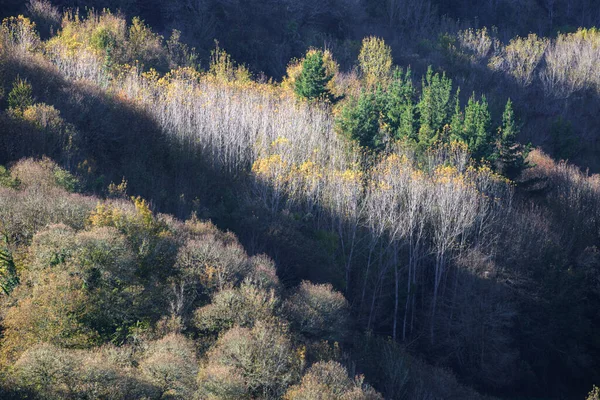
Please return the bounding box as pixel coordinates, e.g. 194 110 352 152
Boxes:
0 1 599 399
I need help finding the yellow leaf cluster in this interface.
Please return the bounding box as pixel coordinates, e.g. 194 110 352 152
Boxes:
88 202 125 229
433 164 464 186
336 169 363 184
88 196 164 234
271 136 290 148
252 155 290 183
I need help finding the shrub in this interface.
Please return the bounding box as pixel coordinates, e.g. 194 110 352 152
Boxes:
284 361 383 400
1 272 101 359
283 281 350 342
247 254 281 292
0 15 40 53
194 281 279 334
12 343 79 399
489 33 548 87
0 165 19 188
174 236 249 294
10 158 77 192
139 334 198 398
198 321 303 399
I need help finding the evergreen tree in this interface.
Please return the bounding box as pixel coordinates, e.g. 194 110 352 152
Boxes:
450 88 463 139
454 93 492 160
7 76 33 112
383 68 416 143
417 67 453 149
337 89 384 150
494 98 529 179
550 116 579 160
294 50 332 101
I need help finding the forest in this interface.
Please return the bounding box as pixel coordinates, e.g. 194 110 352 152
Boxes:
0 0 599 399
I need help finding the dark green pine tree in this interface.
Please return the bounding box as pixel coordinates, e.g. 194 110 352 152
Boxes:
455 93 492 161
7 76 33 113
494 98 529 179
449 88 463 140
417 67 453 150
337 89 383 150
383 67 416 143
294 50 333 101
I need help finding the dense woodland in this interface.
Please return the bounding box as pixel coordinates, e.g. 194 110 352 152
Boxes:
0 1 600 399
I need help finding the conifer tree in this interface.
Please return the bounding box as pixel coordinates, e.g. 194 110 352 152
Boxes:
453 93 492 160
494 98 529 179
337 89 384 150
7 77 33 113
450 88 463 138
417 67 453 149
294 50 332 101
383 68 416 143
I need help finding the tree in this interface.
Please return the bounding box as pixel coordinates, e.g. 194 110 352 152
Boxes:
283 281 350 342
382 68 417 143
494 98 529 179
450 88 463 138
337 89 384 150
451 93 492 161
7 77 33 112
284 361 383 400
358 37 393 87
1 272 102 358
428 164 479 343
197 321 303 399
294 50 333 101
139 334 198 398
417 67 453 149
194 281 278 335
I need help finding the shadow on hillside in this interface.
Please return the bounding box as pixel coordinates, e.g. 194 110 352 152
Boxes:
0 54 595 400
0 54 339 288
